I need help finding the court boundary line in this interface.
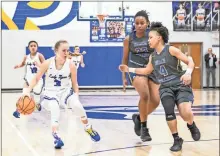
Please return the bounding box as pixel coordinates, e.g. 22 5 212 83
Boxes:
3 114 40 156
72 138 220 156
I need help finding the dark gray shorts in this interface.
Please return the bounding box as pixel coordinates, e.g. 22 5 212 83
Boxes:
127 61 159 84
159 83 194 105
127 72 159 85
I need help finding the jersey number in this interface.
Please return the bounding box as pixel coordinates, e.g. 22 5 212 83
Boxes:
134 47 147 53
30 67 37 74
159 65 168 76
54 79 61 86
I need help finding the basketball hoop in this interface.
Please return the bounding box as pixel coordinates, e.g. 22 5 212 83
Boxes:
97 14 108 29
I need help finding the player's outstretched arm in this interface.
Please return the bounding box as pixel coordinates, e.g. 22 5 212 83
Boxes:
169 46 194 85
14 56 27 69
121 36 130 90
169 46 194 72
119 55 154 75
80 55 85 68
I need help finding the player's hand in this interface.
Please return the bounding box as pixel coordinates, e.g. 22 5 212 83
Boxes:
22 88 31 99
122 78 128 92
119 64 129 72
180 74 192 85
81 63 85 68
14 65 19 69
81 51 86 55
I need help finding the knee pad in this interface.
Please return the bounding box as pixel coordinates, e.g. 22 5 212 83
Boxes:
49 101 60 127
161 96 176 121
68 94 87 119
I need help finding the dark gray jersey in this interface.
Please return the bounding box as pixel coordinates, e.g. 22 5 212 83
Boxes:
151 45 185 86
128 29 154 68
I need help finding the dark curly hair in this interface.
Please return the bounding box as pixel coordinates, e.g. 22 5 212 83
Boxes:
28 40 38 47
134 10 150 24
150 22 169 43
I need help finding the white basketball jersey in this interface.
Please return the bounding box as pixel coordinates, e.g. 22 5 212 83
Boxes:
196 9 205 16
25 53 41 79
177 9 185 17
71 55 81 69
44 57 71 92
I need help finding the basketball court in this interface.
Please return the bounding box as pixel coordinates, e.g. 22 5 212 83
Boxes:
1 1 220 156
2 89 219 156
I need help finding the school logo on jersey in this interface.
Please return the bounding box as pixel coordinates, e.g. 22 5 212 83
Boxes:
1 1 80 30
27 63 38 73
49 74 68 86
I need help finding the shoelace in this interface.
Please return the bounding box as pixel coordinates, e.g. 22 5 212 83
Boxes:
86 128 96 136
142 128 149 135
189 126 199 134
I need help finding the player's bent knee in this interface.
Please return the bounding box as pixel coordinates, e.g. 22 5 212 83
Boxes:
161 96 176 121
68 95 87 118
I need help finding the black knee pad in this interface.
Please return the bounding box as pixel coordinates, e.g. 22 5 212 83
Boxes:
161 96 176 121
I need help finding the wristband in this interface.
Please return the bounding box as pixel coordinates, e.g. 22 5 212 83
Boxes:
22 88 31 97
128 68 135 73
185 68 193 75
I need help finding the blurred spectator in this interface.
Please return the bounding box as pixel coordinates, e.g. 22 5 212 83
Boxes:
204 48 217 88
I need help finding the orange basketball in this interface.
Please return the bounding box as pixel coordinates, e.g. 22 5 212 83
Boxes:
16 96 35 115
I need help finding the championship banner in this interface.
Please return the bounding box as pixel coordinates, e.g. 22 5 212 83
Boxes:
90 16 134 42
192 1 212 31
212 1 220 31
172 1 192 31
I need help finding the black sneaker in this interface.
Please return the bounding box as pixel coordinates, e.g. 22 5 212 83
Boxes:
188 123 201 141
132 114 141 136
170 137 183 152
140 127 152 142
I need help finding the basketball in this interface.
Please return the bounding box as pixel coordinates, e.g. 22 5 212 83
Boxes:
16 96 35 115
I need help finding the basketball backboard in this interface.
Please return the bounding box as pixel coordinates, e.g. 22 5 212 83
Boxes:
77 2 124 21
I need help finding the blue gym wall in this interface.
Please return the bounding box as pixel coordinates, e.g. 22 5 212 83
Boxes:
26 47 123 86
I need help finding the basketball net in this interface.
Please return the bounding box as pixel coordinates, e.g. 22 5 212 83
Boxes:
97 14 108 29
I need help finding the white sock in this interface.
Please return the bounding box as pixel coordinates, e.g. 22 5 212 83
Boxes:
84 123 91 130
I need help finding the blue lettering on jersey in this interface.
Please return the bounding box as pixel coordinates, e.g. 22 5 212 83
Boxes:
159 65 168 76
30 66 38 73
27 62 37 73
134 47 148 53
154 58 166 66
49 74 68 87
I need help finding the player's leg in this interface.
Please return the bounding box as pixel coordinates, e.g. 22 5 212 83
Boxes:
132 77 160 137
132 75 152 142
176 85 201 141
146 78 160 114
160 87 183 152
66 91 101 142
41 96 64 149
33 79 44 111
